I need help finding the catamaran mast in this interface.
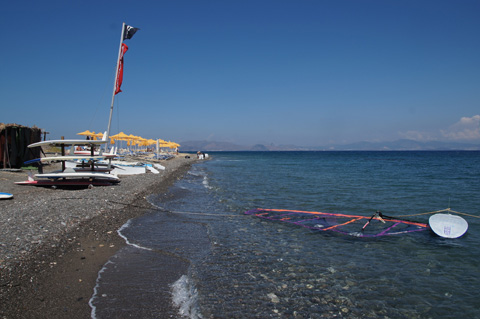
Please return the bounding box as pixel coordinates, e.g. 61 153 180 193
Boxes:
106 22 127 143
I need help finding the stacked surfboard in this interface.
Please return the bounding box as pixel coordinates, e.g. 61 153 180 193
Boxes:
16 138 119 187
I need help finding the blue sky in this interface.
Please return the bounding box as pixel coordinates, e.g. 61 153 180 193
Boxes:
2 1 479 146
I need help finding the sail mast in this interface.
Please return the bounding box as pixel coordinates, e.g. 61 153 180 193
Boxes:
106 22 126 142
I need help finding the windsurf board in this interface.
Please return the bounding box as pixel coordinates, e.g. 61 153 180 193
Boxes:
429 213 468 238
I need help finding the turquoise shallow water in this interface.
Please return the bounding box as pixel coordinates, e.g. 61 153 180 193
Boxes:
91 151 480 318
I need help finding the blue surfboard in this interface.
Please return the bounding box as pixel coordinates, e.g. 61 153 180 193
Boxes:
0 192 13 199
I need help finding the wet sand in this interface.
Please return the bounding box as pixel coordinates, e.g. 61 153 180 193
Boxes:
0 155 197 318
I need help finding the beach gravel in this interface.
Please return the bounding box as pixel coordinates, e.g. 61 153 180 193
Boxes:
0 155 197 318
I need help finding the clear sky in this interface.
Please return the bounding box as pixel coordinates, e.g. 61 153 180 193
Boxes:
1 0 479 146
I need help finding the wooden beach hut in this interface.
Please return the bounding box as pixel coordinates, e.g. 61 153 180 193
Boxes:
0 123 42 169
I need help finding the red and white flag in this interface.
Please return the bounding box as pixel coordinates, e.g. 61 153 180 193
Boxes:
115 43 128 95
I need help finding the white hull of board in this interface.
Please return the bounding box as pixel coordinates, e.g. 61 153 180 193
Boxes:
429 213 468 238
65 160 146 175
28 139 107 148
39 156 106 162
111 165 146 175
35 172 119 182
0 192 13 199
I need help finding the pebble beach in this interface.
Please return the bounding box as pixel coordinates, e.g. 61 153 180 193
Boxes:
0 155 197 318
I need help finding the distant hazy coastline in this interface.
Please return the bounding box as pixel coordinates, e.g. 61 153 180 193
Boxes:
180 139 480 152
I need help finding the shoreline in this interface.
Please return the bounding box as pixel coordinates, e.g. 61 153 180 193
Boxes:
0 155 198 318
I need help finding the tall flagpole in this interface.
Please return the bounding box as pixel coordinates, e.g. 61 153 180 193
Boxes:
106 22 126 144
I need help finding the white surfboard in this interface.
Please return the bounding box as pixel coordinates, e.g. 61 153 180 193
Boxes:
28 139 107 148
25 156 110 165
0 192 13 199
35 172 120 181
429 213 468 238
146 165 160 174
38 156 106 162
154 163 166 170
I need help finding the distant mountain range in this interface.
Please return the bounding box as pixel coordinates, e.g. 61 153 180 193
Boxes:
179 139 480 151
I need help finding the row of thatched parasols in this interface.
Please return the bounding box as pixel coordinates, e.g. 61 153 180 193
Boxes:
77 130 180 148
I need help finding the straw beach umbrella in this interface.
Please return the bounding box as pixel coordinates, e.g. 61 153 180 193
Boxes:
110 132 130 149
92 132 104 140
110 132 129 141
125 134 137 150
77 130 95 139
158 141 171 148
77 130 94 136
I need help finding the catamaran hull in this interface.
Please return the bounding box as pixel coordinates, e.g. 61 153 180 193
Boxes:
35 172 120 182
16 180 114 186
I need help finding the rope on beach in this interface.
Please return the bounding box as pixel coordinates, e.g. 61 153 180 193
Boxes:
149 202 241 217
162 210 240 217
49 197 242 217
50 197 154 210
396 208 480 219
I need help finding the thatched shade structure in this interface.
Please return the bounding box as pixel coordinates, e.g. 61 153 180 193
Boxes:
0 123 42 168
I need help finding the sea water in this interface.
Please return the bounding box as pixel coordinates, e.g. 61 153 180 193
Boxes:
90 151 480 318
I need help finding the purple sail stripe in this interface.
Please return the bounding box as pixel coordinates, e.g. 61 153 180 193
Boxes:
376 222 400 236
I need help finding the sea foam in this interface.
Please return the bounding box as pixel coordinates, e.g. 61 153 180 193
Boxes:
171 275 203 319
117 219 152 251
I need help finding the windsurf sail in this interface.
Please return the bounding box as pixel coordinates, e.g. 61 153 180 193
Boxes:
245 208 429 238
